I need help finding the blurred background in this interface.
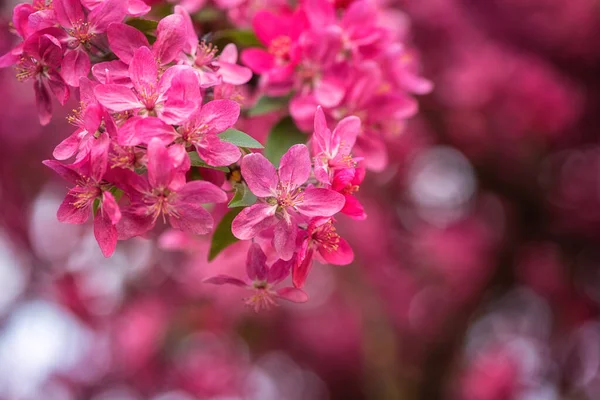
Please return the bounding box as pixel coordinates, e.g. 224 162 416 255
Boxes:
2 0 600 399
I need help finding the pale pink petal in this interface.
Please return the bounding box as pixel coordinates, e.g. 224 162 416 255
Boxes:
92 60 131 85
304 0 335 29
129 46 158 94
174 5 197 55
61 49 90 87
196 135 241 167
147 138 174 190
169 201 214 235
107 23 149 64
94 210 117 257
290 94 318 132
246 243 268 281
159 100 198 125
276 287 309 303
278 144 311 187
88 0 126 32
122 117 176 146
153 14 186 64
231 203 277 240
203 275 247 287
296 187 345 217
314 75 345 108
241 153 278 197
217 61 252 85
273 220 296 261
332 115 361 152
197 99 240 135
219 43 238 64
94 84 141 111
127 0 151 16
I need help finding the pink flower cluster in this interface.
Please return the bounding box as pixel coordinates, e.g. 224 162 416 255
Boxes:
0 0 393 310
239 0 432 171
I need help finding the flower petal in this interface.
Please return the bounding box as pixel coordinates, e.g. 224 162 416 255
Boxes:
296 187 345 217
276 287 309 303
61 49 90 87
203 275 247 287
153 14 186 64
319 237 354 265
273 220 296 261
107 23 149 64
94 84 141 111
169 202 214 235
231 203 277 240
129 46 158 95
176 180 227 205
197 99 240 135
241 153 278 197
196 135 241 167
241 48 275 74
278 144 311 187
246 243 268 281
147 138 174 190
94 210 118 257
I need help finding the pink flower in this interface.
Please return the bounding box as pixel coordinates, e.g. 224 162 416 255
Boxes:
9 31 70 125
331 167 366 220
53 0 127 86
175 6 252 87
241 9 306 84
231 144 345 260
117 138 227 239
311 106 361 184
43 144 122 257
94 46 199 125
293 217 354 288
204 243 308 311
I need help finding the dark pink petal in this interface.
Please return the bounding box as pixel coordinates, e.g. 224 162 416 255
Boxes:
46 70 70 105
332 115 361 151
107 23 149 64
241 48 275 74
147 138 174 190
196 135 241 167
117 209 155 239
57 189 90 224
102 191 121 224
341 194 366 220
83 103 103 133
129 46 158 95
217 61 252 85
0 47 22 68
268 258 293 285
92 60 131 84
53 0 84 28
174 5 197 55
38 34 63 68
158 68 200 124
94 84 141 111
27 9 56 33
153 14 186 64
278 144 311 187
241 153 278 197
34 80 52 126
94 210 117 257
116 116 141 146
12 4 34 38
88 0 126 32
168 202 214 235
292 248 313 288
176 181 227 205
296 187 345 217
42 159 80 183
246 243 268 281
53 130 83 160
276 287 309 303
89 133 110 180
197 100 240 135
203 275 247 287
231 203 277 240
273 220 296 261
61 49 91 87
319 236 354 265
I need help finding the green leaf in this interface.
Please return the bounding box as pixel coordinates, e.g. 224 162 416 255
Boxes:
219 129 264 149
188 152 230 172
209 208 243 261
248 95 290 116
214 29 262 48
92 198 101 217
264 117 307 166
125 19 159 43
228 183 257 208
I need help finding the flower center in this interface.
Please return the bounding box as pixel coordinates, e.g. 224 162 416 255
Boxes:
68 20 95 47
195 41 218 69
268 36 292 61
311 221 340 252
15 56 43 81
245 287 277 312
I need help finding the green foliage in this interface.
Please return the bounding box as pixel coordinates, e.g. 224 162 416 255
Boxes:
228 183 257 208
220 129 264 149
209 208 243 261
264 117 307 166
248 95 290 116
188 152 230 172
